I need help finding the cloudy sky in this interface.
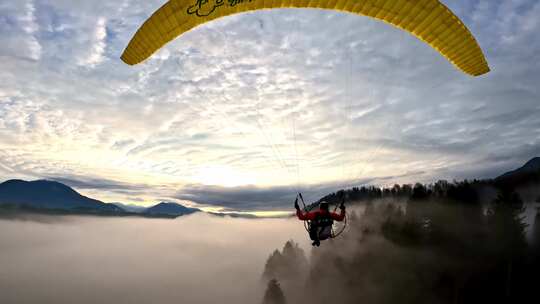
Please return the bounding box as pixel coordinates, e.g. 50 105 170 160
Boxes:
0 0 539 211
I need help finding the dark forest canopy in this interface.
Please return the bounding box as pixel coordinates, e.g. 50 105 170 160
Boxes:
317 179 490 208
315 157 540 206
263 171 540 304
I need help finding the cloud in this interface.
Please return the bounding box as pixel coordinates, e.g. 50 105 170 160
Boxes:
0 1 41 61
177 184 300 210
43 175 147 191
0 1 539 209
175 171 426 211
76 17 108 67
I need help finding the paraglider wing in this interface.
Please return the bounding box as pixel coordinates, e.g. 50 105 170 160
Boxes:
121 0 490 76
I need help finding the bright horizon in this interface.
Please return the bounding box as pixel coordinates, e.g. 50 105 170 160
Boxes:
1 1 539 211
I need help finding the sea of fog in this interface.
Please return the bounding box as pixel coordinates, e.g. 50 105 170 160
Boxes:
0 213 311 304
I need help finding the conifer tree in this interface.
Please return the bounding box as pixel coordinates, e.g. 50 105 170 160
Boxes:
262 279 286 304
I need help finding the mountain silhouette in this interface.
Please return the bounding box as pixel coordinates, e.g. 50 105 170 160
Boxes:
143 202 199 217
495 157 540 188
0 179 123 213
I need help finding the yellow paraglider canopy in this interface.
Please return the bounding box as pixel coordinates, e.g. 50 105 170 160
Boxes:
121 0 490 76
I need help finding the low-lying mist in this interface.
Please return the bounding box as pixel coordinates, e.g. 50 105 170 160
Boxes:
0 213 309 304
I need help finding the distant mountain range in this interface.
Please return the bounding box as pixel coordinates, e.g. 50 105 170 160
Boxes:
0 180 122 213
0 179 199 218
1 157 538 218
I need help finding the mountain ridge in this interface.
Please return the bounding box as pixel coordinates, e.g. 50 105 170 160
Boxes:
0 179 122 213
143 202 199 217
497 157 540 179
495 157 540 188
0 179 210 219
